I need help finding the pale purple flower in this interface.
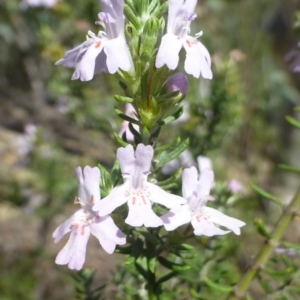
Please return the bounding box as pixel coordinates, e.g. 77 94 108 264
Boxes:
228 179 244 193
119 104 139 142
53 166 126 270
162 167 245 236
20 0 57 9
56 0 133 81
285 49 300 73
93 144 186 227
167 73 188 95
155 0 212 79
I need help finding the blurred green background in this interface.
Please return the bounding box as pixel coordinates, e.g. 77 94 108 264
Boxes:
1 0 300 299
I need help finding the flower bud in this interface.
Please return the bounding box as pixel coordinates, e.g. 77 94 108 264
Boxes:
166 73 188 96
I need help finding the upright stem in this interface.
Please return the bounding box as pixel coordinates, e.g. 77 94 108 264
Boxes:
226 187 300 300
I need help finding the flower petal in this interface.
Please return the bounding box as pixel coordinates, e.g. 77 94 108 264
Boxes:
197 168 214 198
52 210 83 243
104 36 133 73
147 182 186 210
205 207 245 235
182 167 198 199
117 144 136 175
156 34 183 70
167 0 184 33
183 38 212 79
161 206 191 231
126 201 163 227
191 217 229 236
72 41 105 81
135 144 154 172
76 166 101 204
90 215 126 254
94 184 128 216
55 224 90 270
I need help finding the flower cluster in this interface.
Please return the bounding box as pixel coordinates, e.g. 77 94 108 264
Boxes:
53 144 245 270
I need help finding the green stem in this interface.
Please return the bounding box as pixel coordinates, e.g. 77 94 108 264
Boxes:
226 187 300 300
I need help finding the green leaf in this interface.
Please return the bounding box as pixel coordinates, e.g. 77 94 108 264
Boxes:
278 164 300 174
286 115 300 130
148 257 156 274
156 271 178 285
115 245 132 254
115 107 140 125
155 139 189 168
251 183 284 207
124 4 141 30
111 160 122 186
281 241 300 251
159 107 184 126
158 256 190 271
134 261 148 280
262 266 295 276
128 122 142 142
156 168 182 190
97 164 113 197
254 218 272 239
113 132 129 147
155 137 181 153
114 95 133 103
203 277 233 292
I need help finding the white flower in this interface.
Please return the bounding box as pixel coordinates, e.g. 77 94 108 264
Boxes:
56 0 133 81
93 144 186 227
53 166 126 270
197 155 212 172
155 0 212 79
161 167 245 236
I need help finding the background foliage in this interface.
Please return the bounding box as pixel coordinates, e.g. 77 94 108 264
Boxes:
1 0 300 299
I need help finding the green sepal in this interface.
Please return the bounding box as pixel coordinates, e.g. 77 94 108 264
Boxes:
159 106 184 126
152 1 168 19
97 164 113 198
251 183 284 207
155 139 189 168
286 115 300 130
156 271 178 285
158 256 190 271
203 277 234 292
156 168 182 190
254 218 272 239
278 164 300 174
114 95 134 103
141 126 151 144
115 107 140 125
114 132 129 147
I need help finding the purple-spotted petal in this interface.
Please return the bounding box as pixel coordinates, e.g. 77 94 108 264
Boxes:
183 38 212 79
72 41 105 81
90 215 126 254
55 224 91 270
94 184 127 216
126 201 163 227
52 210 83 243
156 34 183 70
